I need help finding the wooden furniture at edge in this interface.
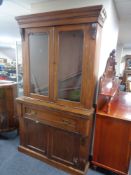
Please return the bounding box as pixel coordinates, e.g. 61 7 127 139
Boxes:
0 80 17 132
16 5 106 175
92 51 131 175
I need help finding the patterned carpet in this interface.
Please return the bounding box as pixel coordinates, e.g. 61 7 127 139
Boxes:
0 131 130 175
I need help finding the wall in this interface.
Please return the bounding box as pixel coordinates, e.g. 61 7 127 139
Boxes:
122 48 131 57
31 0 119 78
0 47 16 60
116 44 123 76
98 0 119 77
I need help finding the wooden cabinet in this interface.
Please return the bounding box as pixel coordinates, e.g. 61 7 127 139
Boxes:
92 51 131 175
0 81 17 132
16 5 106 175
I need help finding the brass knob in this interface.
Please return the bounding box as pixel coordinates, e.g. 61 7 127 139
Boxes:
62 119 71 125
31 110 37 115
26 110 37 116
35 120 39 124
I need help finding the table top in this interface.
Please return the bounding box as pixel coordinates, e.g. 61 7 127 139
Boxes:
97 91 131 122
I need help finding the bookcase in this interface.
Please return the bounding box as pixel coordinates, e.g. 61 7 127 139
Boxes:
16 5 106 175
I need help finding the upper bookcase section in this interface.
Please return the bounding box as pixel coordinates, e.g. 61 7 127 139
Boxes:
15 5 106 28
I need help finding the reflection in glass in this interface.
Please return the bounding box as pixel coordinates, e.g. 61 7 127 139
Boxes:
127 59 131 69
29 33 49 96
58 30 83 102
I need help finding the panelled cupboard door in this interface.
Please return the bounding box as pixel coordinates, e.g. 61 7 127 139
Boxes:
49 127 81 169
23 27 54 100
24 117 48 155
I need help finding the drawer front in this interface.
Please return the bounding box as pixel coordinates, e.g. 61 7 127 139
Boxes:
24 107 78 133
24 106 89 134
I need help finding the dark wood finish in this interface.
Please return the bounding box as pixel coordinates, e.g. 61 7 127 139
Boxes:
49 127 81 167
17 97 93 174
18 145 89 175
16 6 106 175
0 81 17 132
92 51 131 175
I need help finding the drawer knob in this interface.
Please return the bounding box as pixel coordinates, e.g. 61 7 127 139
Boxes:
32 111 37 115
35 120 39 124
62 119 71 125
26 110 37 116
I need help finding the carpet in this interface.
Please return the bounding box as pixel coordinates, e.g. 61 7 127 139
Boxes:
0 131 130 175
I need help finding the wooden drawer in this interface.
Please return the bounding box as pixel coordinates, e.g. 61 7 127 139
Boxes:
24 107 82 133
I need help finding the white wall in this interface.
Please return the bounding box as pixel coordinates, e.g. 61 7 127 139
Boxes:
31 0 119 78
0 48 15 60
98 0 119 77
116 44 123 76
122 48 131 57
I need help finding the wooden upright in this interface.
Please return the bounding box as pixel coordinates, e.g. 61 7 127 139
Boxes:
16 5 106 175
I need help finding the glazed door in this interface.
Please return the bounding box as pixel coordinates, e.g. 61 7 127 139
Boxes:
24 117 48 155
49 127 81 168
24 27 54 101
54 24 96 108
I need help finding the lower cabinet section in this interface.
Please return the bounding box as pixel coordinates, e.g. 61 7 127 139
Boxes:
24 117 81 168
17 101 93 175
22 117 88 171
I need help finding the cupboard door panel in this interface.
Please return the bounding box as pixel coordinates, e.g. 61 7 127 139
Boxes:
50 127 80 168
24 117 48 155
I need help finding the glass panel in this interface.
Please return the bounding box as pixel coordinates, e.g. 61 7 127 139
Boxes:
29 33 49 96
58 30 83 102
16 42 24 96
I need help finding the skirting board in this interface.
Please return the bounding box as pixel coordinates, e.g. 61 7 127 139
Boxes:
18 145 89 175
91 160 129 175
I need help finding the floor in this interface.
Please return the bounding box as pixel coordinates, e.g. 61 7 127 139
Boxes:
0 131 130 175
